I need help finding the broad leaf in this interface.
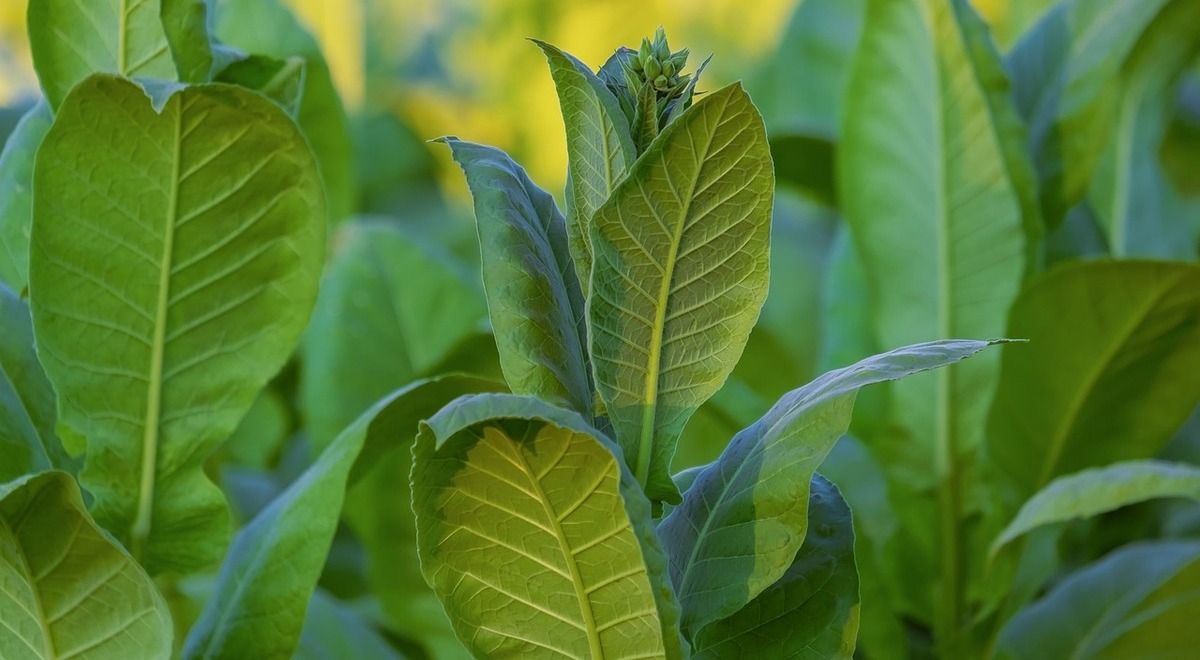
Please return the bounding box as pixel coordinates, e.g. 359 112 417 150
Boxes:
412 393 686 658
589 81 774 503
0 285 71 482
301 219 489 449
185 376 495 658
215 55 306 117
0 471 172 659
998 540 1200 659
27 0 177 110
439 138 592 417
0 100 52 292
29 74 325 574
658 339 1001 638
532 39 636 296
693 474 859 659
215 0 356 222
985 261 1200 513
992 460 1200 557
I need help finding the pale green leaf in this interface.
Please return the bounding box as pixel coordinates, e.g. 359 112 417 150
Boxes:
300 219 489 449
532 40 636 296
589 81 773 504
658 339 1002 638
438 138 592 418
0 471 172 660
693 475 859 659
0 285 72 482
985 262 1200 513
0 100 52 292
29 74 326 574
27 0 178 110
412 393 686 658
998 540 1200 659
992 461 1200 557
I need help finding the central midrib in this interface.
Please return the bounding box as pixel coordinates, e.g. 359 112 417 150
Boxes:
131 98 182 560
0 511 56 657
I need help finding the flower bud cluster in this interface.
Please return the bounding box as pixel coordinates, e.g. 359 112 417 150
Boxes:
625 27 691 97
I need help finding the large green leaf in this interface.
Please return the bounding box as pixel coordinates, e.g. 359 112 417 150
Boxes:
0 285 71 483
300 219 489 448
998 540 1200 659
589 81 773 504
658 339 1001 638
532 40 636 296
439 138 592 417
0 471 172 659
29 74 325 574
991 460 1200 557
0 100 52 292
27 0 178 110
214 0 356 222
412 393 686 658
985 262 1200 513
1007 0 1186 228
692 474 859 659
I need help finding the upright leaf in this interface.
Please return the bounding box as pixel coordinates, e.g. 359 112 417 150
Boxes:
29 74 326 574
693 475 859 659
658 339 1001 638
998 541 1200 659
991 460 1200 557
985 262 1200 513
0 100 52 292
0 471 172 659
589 81 773 503
27 0 177 110
412 393 686 658
0 285 70 482
532 40 636 296
301 220 489 449
439 138 592 417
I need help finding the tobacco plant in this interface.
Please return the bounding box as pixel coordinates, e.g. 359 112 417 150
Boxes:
412 29 1001 657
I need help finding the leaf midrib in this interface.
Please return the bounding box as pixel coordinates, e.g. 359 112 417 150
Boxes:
0 497 56 659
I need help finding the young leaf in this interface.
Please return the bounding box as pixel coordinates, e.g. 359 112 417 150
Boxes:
998 540 1200 659
984 262 1200 513
301 220 489 449
589 81 774 503
0 285 71 482
214 55 307 117
29 74 326 574
160 0 220 83
991 460 1200 558
26 0 178 110
658 339 1002 638
692 474 859 659
0 100 52 292
531 39 636 296
0 471 172 659
185 376 496 659
412 393 686 658
438 138 593 417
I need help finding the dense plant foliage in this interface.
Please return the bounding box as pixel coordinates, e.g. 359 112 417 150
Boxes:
0 0 1198 658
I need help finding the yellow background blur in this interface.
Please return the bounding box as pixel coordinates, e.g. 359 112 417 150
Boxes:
2 0 1014 199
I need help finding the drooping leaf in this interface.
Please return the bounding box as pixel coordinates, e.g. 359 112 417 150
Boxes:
0 100 52 292
589 81 774 503
438 138 592 418
27 0 177 110
300 219 489 449
214 0 356 222
998 540 1200 659
658 339 1002 638
0 471 172 659
412 393 686 658
991 460 1200 557
693 474 859 659
532 40 636 296
29 74 326 574
0 285 71 482
160 0 220 83
985 261 1200 513
295 590 405 660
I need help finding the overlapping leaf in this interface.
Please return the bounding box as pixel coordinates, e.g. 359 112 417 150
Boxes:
0 101 52 292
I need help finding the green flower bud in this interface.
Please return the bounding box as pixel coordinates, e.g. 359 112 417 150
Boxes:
654 75 670 90
653 27 671 61
644 57 662 80
631 55 644 72
669 48 689 71
639 38 654 67
663 60 677 78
